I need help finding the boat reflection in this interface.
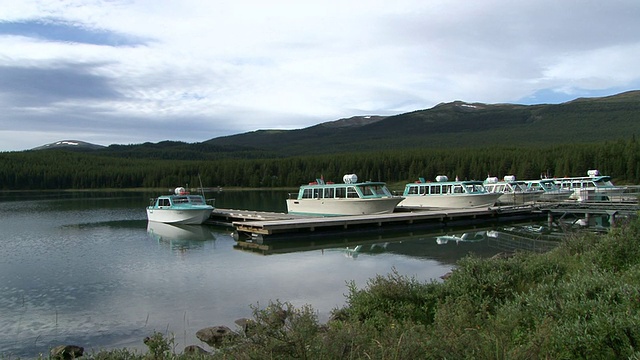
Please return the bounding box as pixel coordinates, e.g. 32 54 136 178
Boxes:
343 243 389 259
147 222 216 251
435 231 486 245
234 223 564 261
485 226 561 253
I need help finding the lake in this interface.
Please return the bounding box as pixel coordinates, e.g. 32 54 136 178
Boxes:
0 190 556 358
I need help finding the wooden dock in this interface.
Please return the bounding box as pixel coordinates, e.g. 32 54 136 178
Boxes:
537 201 640 227
206 208 303 227
225 205 543 242
206 200 640 243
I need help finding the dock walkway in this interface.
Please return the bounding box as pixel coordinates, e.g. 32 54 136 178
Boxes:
225 206 541 242
537 201 640 227
207 201 640 242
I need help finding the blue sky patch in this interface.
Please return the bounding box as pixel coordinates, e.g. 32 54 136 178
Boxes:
516 86 639 105
0 19 146 46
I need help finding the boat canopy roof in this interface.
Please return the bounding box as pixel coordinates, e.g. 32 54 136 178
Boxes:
156 194 207 203
556 175 611 182
410 178 484 185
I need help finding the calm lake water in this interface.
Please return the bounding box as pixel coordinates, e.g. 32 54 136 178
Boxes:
0 190 556 358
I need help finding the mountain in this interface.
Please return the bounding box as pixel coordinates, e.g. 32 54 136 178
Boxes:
204 90 640 155
32 140 105 151
32 90 640 158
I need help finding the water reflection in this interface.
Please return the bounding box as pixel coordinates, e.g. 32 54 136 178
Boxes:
485 226 562 253
342 243 389 259
0 190 606 358
435 231 487 245
146 222 216 251
235 223 566 262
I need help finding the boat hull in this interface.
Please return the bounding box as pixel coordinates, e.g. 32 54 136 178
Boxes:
495 191 543 205
568 187 626 201
146 208 213 225
286 197 403 216
537 190 573 202
397 193 501 210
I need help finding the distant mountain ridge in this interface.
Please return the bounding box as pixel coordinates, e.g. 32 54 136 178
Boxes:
203 90 640 155
34 90 640 157
320 115 387 128
33 140 105 151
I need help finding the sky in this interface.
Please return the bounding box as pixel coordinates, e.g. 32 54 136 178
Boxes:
1 1 640 152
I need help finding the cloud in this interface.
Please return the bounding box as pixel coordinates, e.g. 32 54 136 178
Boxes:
0 63 121 105
1 0 639 151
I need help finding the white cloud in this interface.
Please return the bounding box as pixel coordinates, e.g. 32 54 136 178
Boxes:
1 0 639 151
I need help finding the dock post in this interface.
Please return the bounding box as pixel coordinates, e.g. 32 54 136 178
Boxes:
607 210 618 227
547 212 553 228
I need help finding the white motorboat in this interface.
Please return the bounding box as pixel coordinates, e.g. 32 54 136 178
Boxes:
523 178 573 201
484 175 543 205
146 187 214 224
397 175 501 210
552 170 626 201
286 174 404 216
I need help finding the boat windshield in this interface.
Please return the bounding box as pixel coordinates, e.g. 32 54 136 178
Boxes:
534 181 556 191
187 195 206 204
545 181 561 190
360 184 391 197
592 177 615 187
172 196 190 204
464 183 486 193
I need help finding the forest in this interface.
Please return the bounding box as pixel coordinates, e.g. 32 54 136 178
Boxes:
0 137 638 191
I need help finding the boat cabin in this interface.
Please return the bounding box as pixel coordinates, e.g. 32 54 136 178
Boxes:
555 174 616 190
526 179 562 192
403 177 488 196
150 194 208 208
296 182 393 200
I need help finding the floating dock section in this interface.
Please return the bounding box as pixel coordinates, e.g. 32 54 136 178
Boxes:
540 202 640 227
207 201 640 243
226 206 543 242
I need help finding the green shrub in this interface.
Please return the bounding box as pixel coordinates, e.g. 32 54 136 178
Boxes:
340 268 441 328
590 217 640 272
441 252 567 312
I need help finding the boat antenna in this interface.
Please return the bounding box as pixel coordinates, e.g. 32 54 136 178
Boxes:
198 173 206 198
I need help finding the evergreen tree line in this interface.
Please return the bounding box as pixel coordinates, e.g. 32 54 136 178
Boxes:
1 138 638 190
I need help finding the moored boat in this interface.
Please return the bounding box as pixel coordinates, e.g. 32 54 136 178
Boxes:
286 174 403 216
397 175 501 210
523 178 573 201
146 187 214 225
552 170 626 201
484 175 544 205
